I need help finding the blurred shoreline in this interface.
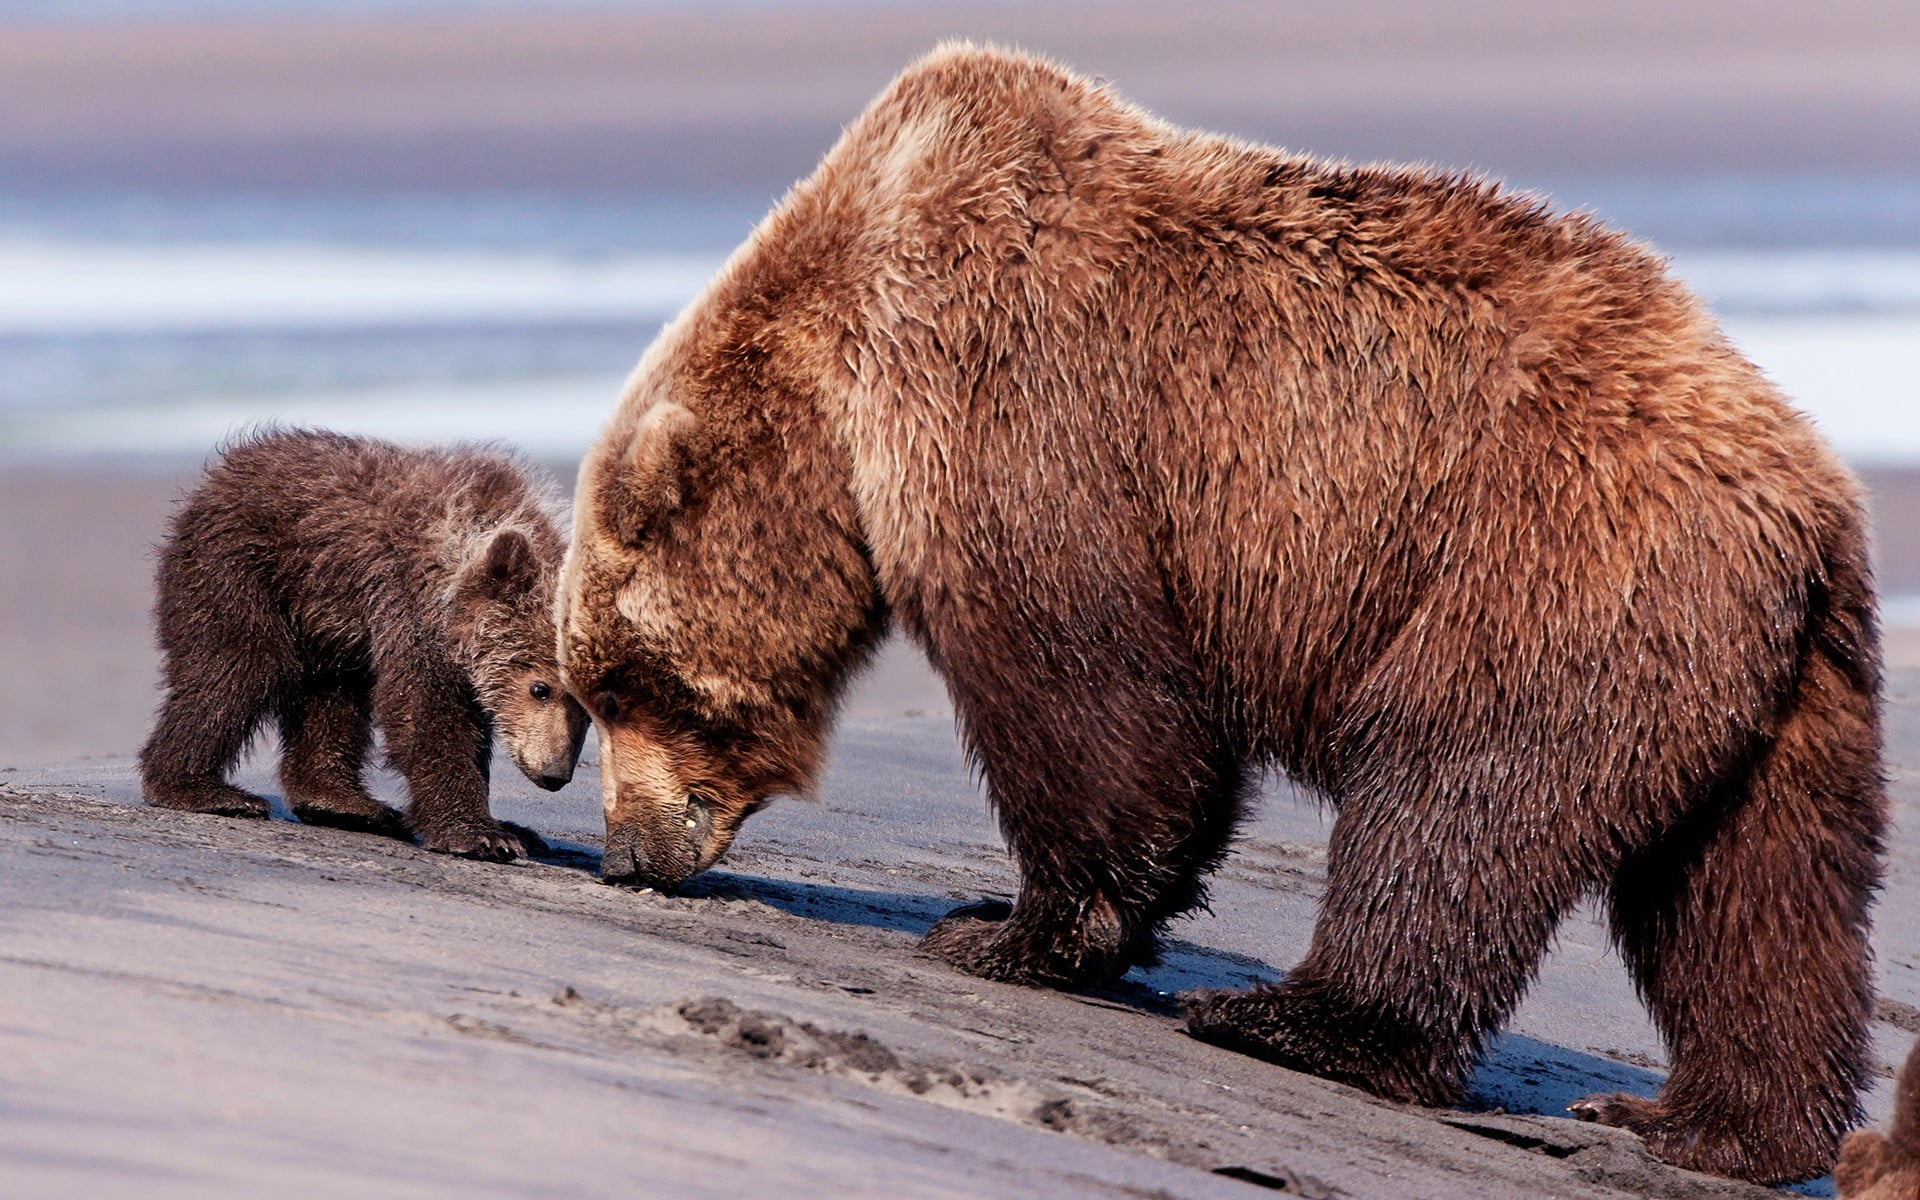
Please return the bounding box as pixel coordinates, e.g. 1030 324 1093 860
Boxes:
4 1 1918 187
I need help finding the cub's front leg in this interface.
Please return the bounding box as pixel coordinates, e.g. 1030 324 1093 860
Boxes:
372 655 527 862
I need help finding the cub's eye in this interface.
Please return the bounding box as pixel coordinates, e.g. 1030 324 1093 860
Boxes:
529 681 552 702
595 694 621 722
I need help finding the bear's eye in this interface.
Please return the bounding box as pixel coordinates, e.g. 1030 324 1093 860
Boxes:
529 681 552 702
596 694 621 722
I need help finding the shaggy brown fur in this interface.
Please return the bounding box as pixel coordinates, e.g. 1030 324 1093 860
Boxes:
1840 1042 1920 1200
557 45 1886 1183
142 429 588 860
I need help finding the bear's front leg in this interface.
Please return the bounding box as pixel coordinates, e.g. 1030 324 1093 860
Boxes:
922 894 1141 988
399 743 527 862
1182 774 1591 1109
913 587 1246 990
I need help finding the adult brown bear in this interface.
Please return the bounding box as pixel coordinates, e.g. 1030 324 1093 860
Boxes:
558 45 1885 1183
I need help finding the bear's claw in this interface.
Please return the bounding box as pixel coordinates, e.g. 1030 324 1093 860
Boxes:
1566 1093 1656 1128
497 821 550 856
422 823 526 862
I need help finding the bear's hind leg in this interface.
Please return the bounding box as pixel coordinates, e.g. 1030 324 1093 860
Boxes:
279 674 408 840
1184 769 1593 1107
1575 647 1882 1185
139 592 289 820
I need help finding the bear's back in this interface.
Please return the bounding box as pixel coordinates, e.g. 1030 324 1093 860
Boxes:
181 430 559 645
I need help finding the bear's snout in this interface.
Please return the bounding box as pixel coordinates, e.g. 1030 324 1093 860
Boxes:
510 748 577 792
600 820 698 890
599 827 648 884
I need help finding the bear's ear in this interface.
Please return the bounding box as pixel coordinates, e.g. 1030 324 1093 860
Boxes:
601 402 698 547
463 528 537 603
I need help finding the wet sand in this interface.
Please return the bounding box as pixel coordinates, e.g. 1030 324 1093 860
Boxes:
4 684 1915 1198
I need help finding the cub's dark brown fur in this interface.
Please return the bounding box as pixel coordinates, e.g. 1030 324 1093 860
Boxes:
558 45 1885 1183
142 429 587 860
1839 1042 1920 1200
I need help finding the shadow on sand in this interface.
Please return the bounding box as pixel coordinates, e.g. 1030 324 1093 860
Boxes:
533 834 1692 1139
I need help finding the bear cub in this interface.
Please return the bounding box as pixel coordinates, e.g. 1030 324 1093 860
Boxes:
140 428 588 860
1839 1041 1920 1200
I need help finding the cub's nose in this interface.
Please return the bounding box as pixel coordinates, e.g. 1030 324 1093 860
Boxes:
536 773 570 792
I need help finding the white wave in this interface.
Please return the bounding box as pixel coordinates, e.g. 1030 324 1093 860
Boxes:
1720 314 1920 464
1884 595 1920 629
0 373 627 460
1671 249 1920 314
3 238 1917 337
0 240 724 334
4 312 1912 467
0 241 1912 463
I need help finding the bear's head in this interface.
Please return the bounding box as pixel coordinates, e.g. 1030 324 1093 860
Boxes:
558 312 884 890
451 527 590 791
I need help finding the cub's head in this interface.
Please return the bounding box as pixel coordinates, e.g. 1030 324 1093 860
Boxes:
559 342 882 891
450 527 590 791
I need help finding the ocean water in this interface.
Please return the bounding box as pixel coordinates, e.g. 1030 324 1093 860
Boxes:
0 185 1915 465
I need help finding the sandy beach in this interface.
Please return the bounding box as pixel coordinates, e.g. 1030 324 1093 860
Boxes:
4 680 1915 1198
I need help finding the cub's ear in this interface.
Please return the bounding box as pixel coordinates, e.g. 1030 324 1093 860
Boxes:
460 528 537 603
600 402 698 547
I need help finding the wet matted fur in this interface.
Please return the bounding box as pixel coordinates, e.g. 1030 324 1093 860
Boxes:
142 428 588 860
559 45 1885 1182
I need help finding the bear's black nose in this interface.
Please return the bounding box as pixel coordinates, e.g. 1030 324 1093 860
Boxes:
601 826 665 887
536 773 569 792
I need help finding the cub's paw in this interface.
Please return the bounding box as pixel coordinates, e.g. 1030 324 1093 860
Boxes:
148 784 271 819
421 822 526 862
